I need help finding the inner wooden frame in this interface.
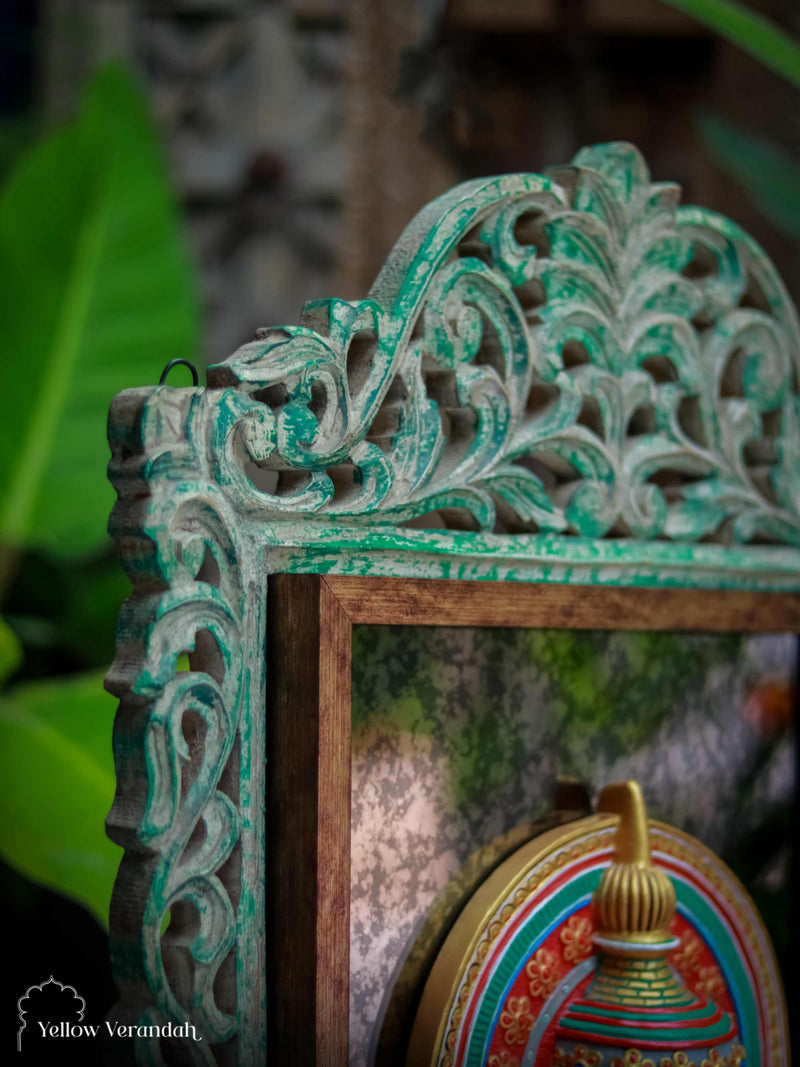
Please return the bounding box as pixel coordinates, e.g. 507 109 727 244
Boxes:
266 574 800 1067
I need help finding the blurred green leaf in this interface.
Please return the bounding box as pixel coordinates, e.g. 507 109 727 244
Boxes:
0 62 200 558
0 115 37 182
0 670 120 924
662 0 800 88
58 554 132 666
1 550 131 679
698 112 800 238
0 615 22 685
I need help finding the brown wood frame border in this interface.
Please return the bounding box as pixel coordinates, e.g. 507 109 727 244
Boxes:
266 574 800 1066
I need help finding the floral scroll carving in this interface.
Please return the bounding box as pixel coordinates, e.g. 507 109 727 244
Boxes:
106 389 263 1065
105 143 800 1067
209 142 800 547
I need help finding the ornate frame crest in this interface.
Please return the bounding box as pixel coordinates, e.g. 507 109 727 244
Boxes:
105 143 800 1066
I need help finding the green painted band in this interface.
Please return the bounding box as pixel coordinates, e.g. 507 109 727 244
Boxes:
559 1013 733 1043
566 1001 716 1024
672 878 761 1064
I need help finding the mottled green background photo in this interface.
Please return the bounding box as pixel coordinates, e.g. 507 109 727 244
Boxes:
350 627 795 1067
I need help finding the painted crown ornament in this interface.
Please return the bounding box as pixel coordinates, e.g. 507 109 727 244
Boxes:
407 781 788 1067
551 782 744 1067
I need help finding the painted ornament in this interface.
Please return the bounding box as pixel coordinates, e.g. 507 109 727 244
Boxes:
408 782 787 1067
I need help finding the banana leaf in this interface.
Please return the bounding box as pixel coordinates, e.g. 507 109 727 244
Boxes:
662 0 800 88
0 63 199 558
0 670 119 925
698 111 800 239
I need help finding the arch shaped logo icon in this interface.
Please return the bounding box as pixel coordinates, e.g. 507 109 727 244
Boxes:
17 976 86 1051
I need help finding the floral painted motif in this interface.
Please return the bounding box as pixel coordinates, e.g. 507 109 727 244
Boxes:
498 996 535 1046
551 1043 741 1067
697 965 727 1001
673 932 703 976
701 1051 728 1067
560 913 594 963
202 143 800 548
489 1050 520 1067
526 948 561 998
609 1053 656 1067
551 1046 603 1066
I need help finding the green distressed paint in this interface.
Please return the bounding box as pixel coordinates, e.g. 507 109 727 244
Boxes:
523 628 744 759
104 142 800 1066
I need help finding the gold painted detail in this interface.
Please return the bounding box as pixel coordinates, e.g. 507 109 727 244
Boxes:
673 932 704 976
526 948 561 998
594 783 676 947
652 826 784 1065
698 1048 746 1067
589 955 692 1007
561 913 594 963
436 828 615 1067
498 995 535 1046
551 1046 603 1066
609 1053 656 1067
488 1051 520 1067
550 1048 747 1067
696 965 727 1002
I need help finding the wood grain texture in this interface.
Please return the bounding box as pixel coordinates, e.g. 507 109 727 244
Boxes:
267 574 352 1067
322 575 800 632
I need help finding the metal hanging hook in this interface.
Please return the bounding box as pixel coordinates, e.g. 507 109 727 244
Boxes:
158 358 200 387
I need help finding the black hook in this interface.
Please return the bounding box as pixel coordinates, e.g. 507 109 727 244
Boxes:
158 358 200 387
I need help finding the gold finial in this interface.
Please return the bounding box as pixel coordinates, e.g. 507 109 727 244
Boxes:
594 781 676 950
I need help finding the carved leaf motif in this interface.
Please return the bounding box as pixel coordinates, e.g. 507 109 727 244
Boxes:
772 396 800 515
205 142 800 547
485 465 567 532
106 391 248 1062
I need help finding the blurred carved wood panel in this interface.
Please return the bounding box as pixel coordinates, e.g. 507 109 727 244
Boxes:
341 0 458 297
42 0 347 363
41 1 799 353
340 0 798 305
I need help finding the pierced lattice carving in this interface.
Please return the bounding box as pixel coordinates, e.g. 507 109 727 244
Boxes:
208 143 800 545
105 142 800 1067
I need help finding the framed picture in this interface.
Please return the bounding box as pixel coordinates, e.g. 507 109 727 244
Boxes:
105 143 800 1066
267 576 797 1065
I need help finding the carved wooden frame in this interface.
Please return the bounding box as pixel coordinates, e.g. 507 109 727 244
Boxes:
105 143 800 1066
